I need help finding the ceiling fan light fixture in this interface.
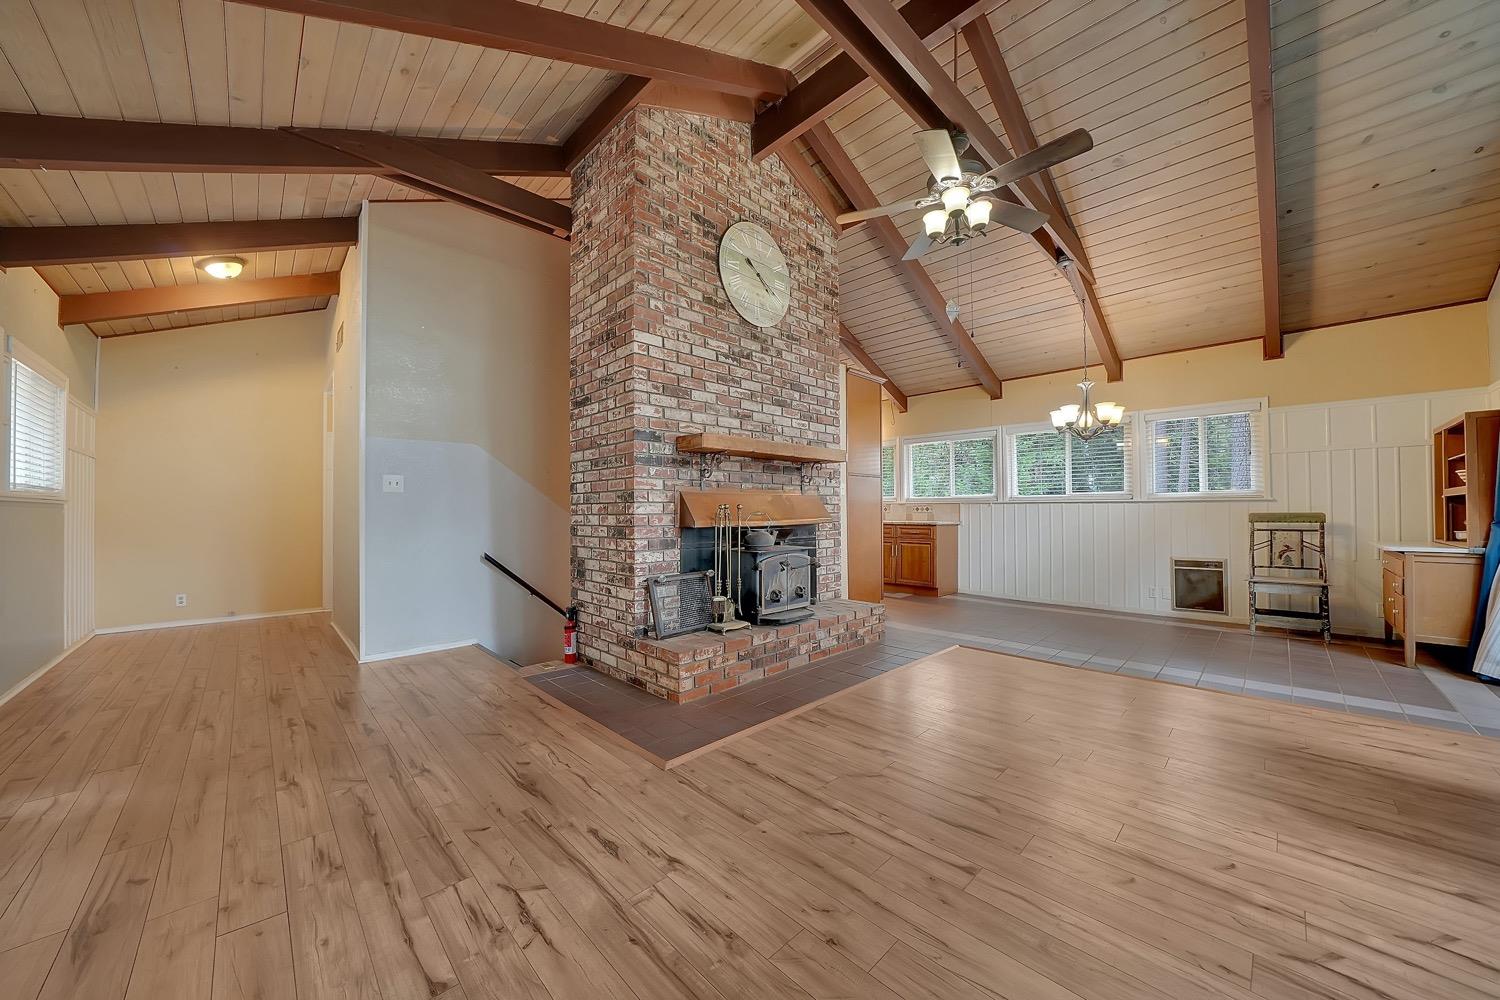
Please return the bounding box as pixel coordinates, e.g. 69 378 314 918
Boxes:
941 185 970 214
923 208 948 238
964 198 992 232
196 255 246 280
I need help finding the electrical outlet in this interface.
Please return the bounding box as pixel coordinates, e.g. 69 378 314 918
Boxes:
175 593 187 608
382 474 404 494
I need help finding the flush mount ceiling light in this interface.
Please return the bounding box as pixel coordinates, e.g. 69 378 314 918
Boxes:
195 256 246 280
1050 258 1124 442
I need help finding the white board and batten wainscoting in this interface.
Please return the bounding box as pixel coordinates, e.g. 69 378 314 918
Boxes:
890 386 1499 638
64 397 97 649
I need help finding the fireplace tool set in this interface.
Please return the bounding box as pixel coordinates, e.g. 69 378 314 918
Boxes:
707 504 751 633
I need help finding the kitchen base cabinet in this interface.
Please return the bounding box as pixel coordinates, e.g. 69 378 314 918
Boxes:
882 523 958 596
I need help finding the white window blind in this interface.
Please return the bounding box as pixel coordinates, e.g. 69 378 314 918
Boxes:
880 443 896 498
1146 401 1265 497
1010 424 1130 498
4 341 67 500
905 433 996 499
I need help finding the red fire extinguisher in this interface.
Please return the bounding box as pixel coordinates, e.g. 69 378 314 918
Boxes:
563 608 579 665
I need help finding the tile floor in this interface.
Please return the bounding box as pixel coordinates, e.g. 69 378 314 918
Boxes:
883 593 1500 738
525 594 1500 762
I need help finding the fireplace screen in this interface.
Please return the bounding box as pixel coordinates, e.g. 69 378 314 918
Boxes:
646 571 714 639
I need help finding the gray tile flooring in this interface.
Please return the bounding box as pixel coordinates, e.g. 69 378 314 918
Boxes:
884 593 1500 738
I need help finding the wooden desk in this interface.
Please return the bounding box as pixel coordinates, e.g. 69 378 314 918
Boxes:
1380 545 1482 666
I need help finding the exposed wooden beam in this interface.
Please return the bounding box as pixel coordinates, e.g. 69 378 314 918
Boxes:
963 19 1121 382
839 323 908 411
290 129 571 237
238 0 793 100
0 112 566 176
59 272 341 326
779 144 846 230
0 218 358 268
831 0 1096 284
753 0 993 161
1245 0 1283 360
807 125 1003 399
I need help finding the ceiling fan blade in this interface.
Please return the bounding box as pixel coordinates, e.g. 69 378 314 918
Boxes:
980 128 1093 188
914 129 963 182
836 196 936 226
987 199 1050 234
902 233 937 261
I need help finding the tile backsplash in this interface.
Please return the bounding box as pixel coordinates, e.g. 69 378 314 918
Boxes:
882 503 962 522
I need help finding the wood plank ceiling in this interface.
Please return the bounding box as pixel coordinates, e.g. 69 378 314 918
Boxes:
0 0 1495 389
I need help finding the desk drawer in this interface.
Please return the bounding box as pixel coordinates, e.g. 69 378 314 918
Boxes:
1381 551 1405 578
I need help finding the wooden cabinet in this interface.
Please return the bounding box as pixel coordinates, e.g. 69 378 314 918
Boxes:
882 523 958 596
1432 409 1500 547
1381 548 1481 666
844 369 884 603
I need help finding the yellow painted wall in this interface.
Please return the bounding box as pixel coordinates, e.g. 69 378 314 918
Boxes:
885 302 1492 438
96 312 326 628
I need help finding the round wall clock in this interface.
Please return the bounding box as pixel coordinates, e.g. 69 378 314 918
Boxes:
718 221 791 328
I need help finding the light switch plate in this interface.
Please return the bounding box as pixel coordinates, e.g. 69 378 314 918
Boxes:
382 474 404 494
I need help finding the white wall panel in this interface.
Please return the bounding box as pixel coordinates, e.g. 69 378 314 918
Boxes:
64 400 95 647
953 387 1492 637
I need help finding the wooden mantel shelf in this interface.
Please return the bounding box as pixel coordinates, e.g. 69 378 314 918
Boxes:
676 433 846 464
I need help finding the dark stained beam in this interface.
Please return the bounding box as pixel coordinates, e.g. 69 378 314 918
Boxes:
563 76 653 170
963 19 1121 382
779 144 846 230
290 128 571 237
807 125 1003 399
753 0 994 161
0 112 566 176
238 0 793 100
0 218 358 268
832 0 1096 284
59 272 341 326
1245 0 1283 360
840 323 909 411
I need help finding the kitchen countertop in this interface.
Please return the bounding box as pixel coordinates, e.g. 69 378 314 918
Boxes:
885 520 961 526
1378 542 1485 555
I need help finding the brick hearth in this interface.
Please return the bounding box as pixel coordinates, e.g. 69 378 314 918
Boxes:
566 104 883 699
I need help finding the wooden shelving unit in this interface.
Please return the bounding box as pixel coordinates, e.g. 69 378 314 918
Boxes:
1432 410 1500 546
675 433 846 465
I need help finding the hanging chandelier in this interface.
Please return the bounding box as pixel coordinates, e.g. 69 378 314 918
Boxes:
1050 273 1124 441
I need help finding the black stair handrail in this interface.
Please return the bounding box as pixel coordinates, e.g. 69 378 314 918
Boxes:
483 553 577 623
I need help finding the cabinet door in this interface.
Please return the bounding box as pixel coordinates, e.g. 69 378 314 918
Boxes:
895 541 935 587
883 542 898 584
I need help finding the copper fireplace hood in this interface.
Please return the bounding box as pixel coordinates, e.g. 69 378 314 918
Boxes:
679 490 833 527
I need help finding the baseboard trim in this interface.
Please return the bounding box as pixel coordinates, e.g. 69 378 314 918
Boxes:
358 638 478 664
330 620 360 662
0 632 96 708
96 607 329 635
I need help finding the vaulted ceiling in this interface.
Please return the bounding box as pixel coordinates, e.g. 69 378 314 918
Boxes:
0 0 1495 398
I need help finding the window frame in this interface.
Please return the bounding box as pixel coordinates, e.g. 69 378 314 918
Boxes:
900 428 999 502
1140 398 1268 501
1 334 69 504
1005 418 1135 501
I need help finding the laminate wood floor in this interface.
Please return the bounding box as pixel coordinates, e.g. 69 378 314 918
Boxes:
1 613 1498 1000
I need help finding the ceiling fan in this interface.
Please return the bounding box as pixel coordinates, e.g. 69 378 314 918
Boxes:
837 127 1093 260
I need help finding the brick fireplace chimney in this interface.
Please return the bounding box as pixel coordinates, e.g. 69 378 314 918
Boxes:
567 105 876 700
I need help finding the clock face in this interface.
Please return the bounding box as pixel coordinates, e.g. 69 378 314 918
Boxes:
718 221 791 328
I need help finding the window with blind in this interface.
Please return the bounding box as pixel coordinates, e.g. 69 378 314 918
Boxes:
1010 423 1130 498
1145 402 1266 497
3 340 67 500
904 433 996 499
880 443 896 499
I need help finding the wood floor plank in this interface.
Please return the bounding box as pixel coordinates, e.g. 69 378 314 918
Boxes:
282 830 383 1000
36 838 164 1000
423 878 555 1000
211 911 297 1000
0 931 66 1000
123 895 217 1000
